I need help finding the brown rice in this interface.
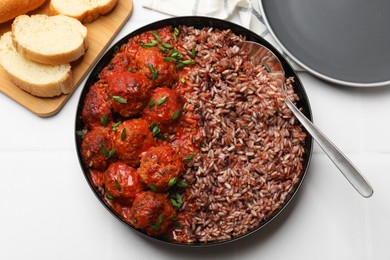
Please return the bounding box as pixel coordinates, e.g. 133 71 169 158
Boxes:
170 26 307 243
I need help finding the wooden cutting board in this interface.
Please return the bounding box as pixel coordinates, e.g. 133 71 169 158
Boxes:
0 0 133 117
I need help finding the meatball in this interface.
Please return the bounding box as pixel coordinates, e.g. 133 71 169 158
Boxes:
81 127 114 170
136 46 177 86
104 162 145 205
99 51 129 80
81 82 112 129
107 71 151 117
142 87 184 131
113 119 154 167
130 191 176 236
137 145 184 192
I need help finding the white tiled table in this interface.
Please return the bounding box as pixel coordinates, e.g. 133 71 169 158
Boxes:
1 2 389 259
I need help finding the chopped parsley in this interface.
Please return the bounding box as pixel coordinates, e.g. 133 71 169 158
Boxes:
148 64 158 81
149 215 163 231
112 95 127 104
171 109 180 120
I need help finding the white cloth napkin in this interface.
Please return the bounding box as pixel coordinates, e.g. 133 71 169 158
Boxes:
142 0 302 70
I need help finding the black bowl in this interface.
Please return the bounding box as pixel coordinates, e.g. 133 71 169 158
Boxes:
75 16 313 247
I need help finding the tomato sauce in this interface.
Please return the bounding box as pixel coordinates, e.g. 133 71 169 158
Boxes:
79 26 201 240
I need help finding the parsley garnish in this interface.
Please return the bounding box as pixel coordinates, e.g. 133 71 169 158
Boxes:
170 193 183 210
101 114 108 126
101 144 115 159
184 154 194 162
112 95 127 104
168 177 177 187
106 193 115 200
173 27 179 42
148 64 158 81
121 128 126 140
149 215 163 231
149 184 157 192
157 96 167 105
171 109 180 120
140 40 158 48
76 130 87 137
115 180 121 191
152 31 162 42
112 121 122 132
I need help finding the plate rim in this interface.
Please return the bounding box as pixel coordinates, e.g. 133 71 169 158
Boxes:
259 0 390 88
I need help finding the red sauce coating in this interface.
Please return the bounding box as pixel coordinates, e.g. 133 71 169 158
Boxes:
107 71 152 117
113 119 154 167
79 26 201 240
137 145 184 192
142 87 184 131
81 82 112 129
81 126 114 170
135 47 177 86
99 51 129 80
129 191 176 236
104 161 145 205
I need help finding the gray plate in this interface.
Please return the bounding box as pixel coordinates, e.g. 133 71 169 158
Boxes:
260 0 390 87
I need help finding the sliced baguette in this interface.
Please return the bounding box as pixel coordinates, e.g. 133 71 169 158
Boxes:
0 32 73 97
0 0 46 23
49 0 118 24
12 14 88 65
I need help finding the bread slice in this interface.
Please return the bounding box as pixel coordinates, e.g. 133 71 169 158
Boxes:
12 14 88 65
0 0 46 23
49 0 118 24
0 32 73 97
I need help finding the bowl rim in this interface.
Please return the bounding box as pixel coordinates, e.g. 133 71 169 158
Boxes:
74 16 314 247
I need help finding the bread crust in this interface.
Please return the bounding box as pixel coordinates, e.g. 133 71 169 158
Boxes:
0 0 47 23
49 0 117 23
4 66 73 97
